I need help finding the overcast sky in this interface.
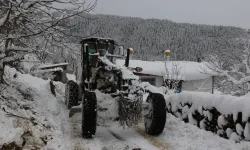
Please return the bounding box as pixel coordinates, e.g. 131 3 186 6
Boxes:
89 0 250 29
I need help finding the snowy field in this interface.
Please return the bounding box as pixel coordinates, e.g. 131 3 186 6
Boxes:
1 67 250 150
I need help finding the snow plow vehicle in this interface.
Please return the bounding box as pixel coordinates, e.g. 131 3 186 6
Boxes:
65 37 166 138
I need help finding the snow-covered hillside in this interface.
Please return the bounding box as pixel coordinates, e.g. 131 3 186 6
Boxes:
1 66 250 150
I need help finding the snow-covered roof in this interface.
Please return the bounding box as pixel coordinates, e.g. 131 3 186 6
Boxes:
116 59 218 81
38 63 69 70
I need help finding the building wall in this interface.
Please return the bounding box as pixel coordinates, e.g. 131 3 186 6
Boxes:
182 77 213 93
139 76 163 87
138 73 214 93
155 76 164 87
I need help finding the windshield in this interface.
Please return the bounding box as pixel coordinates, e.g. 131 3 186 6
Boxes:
98 41 115 62
83 40 119 64
88 42 96 54
97 41 114 55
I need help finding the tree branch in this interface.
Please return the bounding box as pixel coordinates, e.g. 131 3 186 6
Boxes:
0 2 12 27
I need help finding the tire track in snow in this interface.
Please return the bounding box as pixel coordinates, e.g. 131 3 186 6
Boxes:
58 91 165 150
107 125 160 150
59 103 132 149
135 126 172 150
68 112 160 150
68 109 132 150
96 127 131 150
108 129 125 141
67 109 102 150
36 92 166 150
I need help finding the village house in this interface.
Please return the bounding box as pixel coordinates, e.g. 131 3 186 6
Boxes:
116 59 219 93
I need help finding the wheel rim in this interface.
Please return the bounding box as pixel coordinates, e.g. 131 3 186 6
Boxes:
144 97 153 130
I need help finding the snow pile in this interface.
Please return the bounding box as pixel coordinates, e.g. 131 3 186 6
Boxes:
0 110 23 146
0 66 65 149
165 91 250 141
162 114 250 150
136 81 168 95
100 57 139 80
166 91 250 122
18 54 41 73
243 92 250 98
66 73 76 82
96 90 119 119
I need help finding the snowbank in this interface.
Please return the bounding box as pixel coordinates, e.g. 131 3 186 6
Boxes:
18 54 41 73
165 91 250 141
0 66 65 149
0 110 23 146
162 114 250 150
66 73 76 82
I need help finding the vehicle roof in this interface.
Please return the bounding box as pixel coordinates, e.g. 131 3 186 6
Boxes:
80 37 115 44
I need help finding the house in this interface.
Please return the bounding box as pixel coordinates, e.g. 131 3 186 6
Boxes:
116 59 219 93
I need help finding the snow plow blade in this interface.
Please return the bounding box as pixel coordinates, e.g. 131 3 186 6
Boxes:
69 106 81 118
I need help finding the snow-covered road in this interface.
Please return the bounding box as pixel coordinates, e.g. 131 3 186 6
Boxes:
44 87 250 150
48 105 250 150
53 98 168 150
2 67 250 150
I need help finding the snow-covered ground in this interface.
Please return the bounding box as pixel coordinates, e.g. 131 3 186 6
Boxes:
1 66 250 150
162 115 250 150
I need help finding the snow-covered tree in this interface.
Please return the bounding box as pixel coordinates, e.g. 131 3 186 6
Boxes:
65 13 248 62
208 39 250 95
0 0 96 83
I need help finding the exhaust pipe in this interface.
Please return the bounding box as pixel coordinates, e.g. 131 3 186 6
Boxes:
125 48 131 67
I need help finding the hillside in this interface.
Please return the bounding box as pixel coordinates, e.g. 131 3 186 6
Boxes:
66 13 250 61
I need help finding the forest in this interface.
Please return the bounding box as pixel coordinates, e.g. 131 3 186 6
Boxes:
66 13 250 62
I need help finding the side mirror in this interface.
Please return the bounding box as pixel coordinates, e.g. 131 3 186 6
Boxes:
135 67 143 72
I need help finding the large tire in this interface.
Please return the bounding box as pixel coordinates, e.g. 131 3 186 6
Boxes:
82 91 97 138
65 80 79 109
144 93 166 135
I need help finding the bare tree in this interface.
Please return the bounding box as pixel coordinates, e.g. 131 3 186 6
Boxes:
0 0 97 83
162 53 184 93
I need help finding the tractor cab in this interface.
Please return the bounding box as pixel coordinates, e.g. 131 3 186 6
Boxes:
80 37 124 67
